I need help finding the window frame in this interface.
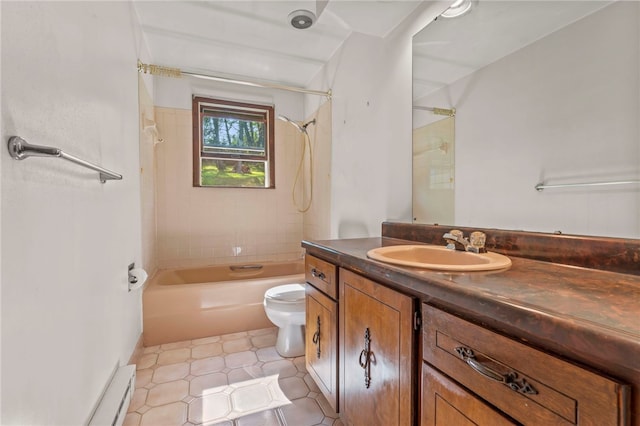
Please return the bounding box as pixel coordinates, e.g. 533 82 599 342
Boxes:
192 96 275 189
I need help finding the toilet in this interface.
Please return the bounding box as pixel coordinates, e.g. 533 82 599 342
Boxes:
263 283 306 357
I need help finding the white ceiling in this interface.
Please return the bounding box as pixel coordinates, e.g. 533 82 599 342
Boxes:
413 1 613 101
134 0 424 88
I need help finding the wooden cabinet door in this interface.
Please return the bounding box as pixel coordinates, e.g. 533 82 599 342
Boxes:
422 304 629 425
422 363 518 426
339 269 415 426
305 284 338 412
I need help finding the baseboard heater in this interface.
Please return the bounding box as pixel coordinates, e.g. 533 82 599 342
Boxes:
89 365 136 426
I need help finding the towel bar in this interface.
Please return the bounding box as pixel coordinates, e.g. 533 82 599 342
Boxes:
7 136 122 183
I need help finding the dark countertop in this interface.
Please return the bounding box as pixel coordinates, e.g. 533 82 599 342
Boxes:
302 237 640 384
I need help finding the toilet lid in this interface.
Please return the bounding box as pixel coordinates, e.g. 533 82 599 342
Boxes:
265 284 306 302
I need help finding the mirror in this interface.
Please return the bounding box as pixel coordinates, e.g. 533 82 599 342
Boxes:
412 1 639 239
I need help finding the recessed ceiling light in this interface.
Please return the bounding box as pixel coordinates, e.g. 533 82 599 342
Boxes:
440 0 474 18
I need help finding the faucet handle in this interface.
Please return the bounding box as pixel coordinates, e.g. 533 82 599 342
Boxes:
449 229 464 240
469 231 487 253
444 229 465 250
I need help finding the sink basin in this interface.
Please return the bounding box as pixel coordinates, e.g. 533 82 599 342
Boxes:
367 245 511 272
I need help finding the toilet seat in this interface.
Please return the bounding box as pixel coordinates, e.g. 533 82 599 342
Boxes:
264 283 305 303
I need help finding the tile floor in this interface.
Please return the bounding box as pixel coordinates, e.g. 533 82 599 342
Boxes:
125 327 343 426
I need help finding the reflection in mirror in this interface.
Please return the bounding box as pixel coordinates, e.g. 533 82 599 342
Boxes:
412 116 455 224
412 1 639 238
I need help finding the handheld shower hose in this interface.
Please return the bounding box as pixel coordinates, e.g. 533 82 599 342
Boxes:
278 115 316 212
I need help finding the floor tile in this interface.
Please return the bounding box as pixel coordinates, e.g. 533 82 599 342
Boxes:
222 337 252 353
227 366 263 385
146 380 189 407
129 328 338 426
262 359 297 378
139 402 187 426
157 348 191 366
191 356 225 376
137 353 158 370
255 347 283 362
279 397 325 426
220 331 248 341
224 351 258 369
192 335 221 345
278 376 310 400
248 327 277 336
191 342 223 359
142 345 160 354
235 409 283 426
128 388 148 412
250 333 277 348
160 340 192 350
190 372 228 396
152 362 190 383
123 412 141 426
188 392 232 424
135 369 153 388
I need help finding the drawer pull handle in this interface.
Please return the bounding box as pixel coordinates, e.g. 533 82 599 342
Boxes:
455 347 538 395
312 315 321 359
311 268 326 280
358 328 374 388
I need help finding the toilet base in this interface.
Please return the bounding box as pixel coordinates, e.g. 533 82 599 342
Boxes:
275 324 305 357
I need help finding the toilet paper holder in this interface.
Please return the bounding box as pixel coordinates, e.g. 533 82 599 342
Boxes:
128 263 148 292
128 263 138 284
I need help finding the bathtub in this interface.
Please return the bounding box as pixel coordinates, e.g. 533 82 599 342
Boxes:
143 260 305 346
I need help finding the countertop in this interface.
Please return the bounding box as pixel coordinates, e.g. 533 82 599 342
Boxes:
302 236 640 383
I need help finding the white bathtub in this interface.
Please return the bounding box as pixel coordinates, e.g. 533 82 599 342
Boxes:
143 260 305 346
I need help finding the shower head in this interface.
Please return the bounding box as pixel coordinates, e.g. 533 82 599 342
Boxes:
278 115 316 135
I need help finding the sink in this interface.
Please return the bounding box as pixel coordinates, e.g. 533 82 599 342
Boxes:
366 245 511 272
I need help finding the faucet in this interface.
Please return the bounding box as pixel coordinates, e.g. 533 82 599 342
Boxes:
443 230 487 253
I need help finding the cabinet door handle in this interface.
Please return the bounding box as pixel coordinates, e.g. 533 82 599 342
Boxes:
455 347 538 395
311 268 326 280
312 315 321 358
359 328 373 388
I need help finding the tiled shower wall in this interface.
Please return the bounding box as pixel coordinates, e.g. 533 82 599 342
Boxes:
154 107 307 268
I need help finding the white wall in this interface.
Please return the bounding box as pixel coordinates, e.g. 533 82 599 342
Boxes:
305 2 450 238
1 2 144 424
419 1 640 238
137 7 158 279
139 76 158 276
302 100 333 241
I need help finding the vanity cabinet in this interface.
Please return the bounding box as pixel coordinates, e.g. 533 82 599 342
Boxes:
304 255 339 411
421 304 629 425
339 268 416 426
423 363 517 425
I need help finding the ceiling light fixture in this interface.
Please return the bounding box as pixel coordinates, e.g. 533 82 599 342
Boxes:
288 9 316 29
440 0 474 18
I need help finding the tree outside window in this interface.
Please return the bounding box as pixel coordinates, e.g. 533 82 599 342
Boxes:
192 97 275 188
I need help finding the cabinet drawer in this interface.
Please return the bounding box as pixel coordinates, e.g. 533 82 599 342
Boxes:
305 255 337 299
422 304 629 425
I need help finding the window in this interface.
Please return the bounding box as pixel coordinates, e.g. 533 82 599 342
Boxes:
192 96 275 188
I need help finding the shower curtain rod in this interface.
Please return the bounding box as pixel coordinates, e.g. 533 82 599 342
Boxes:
413 106 456 116
138 61 332 99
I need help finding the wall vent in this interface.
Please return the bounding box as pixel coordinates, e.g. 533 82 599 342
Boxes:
89 365 136 426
